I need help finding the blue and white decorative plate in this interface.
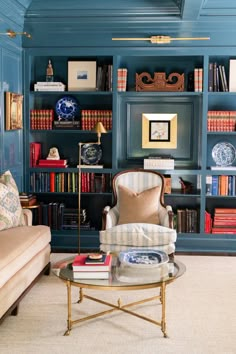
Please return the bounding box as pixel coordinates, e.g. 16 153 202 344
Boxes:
55 96 78 120
212 142 236 166
81 143 102 165
119 249 169 268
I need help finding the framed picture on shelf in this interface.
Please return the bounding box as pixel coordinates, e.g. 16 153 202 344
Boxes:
142 113 177 149
68 61 97 91
5 92 23 130
149 120 170 142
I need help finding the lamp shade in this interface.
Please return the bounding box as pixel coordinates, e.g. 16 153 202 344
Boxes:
93 121 107 134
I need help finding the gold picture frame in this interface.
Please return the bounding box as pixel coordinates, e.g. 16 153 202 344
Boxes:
68 61 97 91
142 113 177 149
5 92 23 130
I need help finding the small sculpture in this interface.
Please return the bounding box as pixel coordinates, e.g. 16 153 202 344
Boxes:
47 147 60 160
46 59 54 82
179 177 193 192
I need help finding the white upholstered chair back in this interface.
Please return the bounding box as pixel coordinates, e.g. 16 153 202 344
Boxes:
113 170 165 210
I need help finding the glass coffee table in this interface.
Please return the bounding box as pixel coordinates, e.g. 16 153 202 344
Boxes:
52 256 185 337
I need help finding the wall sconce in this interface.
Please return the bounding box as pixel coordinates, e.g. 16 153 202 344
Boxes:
0 29 31 39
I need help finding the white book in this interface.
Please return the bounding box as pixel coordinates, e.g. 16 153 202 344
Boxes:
144 159 174 170
36 82 65 86
210 166 236 170
34 86 65 91
73 271 110 279
77 165 103 168
229 59 236 92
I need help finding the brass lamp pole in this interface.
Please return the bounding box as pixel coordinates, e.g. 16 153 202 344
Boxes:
78 122 107 254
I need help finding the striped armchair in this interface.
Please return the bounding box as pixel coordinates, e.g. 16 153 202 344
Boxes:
100 169 176 257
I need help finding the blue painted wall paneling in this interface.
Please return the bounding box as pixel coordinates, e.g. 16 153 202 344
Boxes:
0 0 25 189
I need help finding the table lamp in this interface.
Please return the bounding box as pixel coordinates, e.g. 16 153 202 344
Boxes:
77 121 107 254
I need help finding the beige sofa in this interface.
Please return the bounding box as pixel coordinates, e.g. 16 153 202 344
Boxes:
0 209 51 323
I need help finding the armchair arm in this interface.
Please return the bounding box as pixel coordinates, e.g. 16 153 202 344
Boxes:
158 205 174 229
23 209 33 226
102 205 119 230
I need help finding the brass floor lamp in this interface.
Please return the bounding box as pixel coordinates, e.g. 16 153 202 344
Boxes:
78 122 107 254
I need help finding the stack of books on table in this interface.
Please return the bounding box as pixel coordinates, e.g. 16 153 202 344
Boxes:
72 254 112 279
37 159 68 168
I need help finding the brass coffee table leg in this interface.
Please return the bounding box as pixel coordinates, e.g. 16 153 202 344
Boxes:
161 282 167 337
77 287 83 304
64 280 72 336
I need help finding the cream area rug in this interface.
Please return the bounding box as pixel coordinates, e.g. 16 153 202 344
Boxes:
1 254 236 354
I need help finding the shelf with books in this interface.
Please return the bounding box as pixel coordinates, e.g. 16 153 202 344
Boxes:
116 55 204 93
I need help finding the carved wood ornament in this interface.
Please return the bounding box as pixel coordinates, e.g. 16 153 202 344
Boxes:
136 72 184 92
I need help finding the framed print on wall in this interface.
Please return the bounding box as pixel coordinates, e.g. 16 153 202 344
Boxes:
5 92 23 130
142 113 177 148
68 61 97 91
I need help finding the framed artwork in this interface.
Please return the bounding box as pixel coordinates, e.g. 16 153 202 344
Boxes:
68 61 97 91
142 113 177 148
5 92 23 130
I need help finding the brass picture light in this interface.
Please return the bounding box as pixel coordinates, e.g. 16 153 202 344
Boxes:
112 35 210 44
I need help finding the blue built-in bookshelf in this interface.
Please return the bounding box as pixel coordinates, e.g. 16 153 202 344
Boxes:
22 49 236 254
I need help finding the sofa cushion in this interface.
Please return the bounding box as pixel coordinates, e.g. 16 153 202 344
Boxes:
117 185 160 225
0 225 51 287
0 170 25 231
100 223 176 247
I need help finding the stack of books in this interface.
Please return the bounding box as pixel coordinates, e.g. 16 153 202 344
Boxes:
34 82 65 91
144 157 174 170
212 208 236 234
37 159 68 168
19 193 37 207
72 254 112 279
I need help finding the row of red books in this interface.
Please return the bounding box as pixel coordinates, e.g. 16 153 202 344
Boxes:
212 208 236 234
30 109 54 130
80 110 112 130
72 254 112 279
207 111 236 131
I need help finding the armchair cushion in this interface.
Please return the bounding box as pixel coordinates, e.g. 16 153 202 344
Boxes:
100 243 176 256
100 223 176 247
117 185 160 225
0 170 25 231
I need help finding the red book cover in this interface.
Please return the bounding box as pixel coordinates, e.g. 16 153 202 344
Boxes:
37 164 68 168
215 208 236 214
50 172 55 192
30 142 41 167
212 227 236 234
38 159 67 165
72 254 112 271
